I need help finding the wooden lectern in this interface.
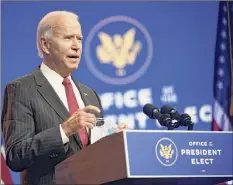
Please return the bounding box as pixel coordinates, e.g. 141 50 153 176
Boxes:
55 130 233 185
55 131 128 184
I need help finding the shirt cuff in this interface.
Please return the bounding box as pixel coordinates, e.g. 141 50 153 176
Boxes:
59 124 69 144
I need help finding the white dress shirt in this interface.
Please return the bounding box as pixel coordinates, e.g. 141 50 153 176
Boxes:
40 62 85 144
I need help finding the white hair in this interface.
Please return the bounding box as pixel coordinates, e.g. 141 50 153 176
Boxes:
37 11 79 58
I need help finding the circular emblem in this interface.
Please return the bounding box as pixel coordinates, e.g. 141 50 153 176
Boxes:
84 15 153 85
155 137 178 166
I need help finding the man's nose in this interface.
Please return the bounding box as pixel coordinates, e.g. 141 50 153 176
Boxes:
71 39 81 51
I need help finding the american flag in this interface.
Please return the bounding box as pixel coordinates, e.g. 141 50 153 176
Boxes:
1 138 13 184
212 1 233 132
213 2 233 185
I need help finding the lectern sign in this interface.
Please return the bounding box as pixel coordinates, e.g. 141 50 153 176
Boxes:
124 130 233 177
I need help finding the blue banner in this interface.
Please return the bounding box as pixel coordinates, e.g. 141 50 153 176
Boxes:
125 131 232 177
1 1 220 184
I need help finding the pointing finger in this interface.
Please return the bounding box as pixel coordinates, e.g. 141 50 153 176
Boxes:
83 105 101 114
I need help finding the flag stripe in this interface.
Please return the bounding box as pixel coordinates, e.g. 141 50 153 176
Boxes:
1 153 13 184
213 1 233 131
213 2 233 185
226 1 233 117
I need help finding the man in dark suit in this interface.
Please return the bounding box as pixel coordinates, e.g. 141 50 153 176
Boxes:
1 11 111 185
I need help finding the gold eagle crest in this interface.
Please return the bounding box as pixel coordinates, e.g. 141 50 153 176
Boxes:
96 28 142 76
159 144 174 160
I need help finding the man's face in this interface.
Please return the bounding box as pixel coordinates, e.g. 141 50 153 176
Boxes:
47 17 83 73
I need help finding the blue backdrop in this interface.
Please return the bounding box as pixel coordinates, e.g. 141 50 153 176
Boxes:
1 1 219 183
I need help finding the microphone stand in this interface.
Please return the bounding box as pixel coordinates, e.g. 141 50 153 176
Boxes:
167 121 194 131
188 123 194 130
167 121 180 130
167 126 174 130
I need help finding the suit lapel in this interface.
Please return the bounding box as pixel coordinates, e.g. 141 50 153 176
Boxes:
33 67 70 121
32 68 83 149
72 77 92 107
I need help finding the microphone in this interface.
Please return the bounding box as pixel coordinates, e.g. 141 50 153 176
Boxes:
160 105 180 120
143 104 175 129
180 113 194 130
160 105 194 130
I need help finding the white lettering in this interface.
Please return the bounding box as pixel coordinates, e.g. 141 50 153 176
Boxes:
104 111 150 129
189 142 208 146
118 114 135 129
99 88 153 110
160 86 177 103
100 93 114 110
181 149 222 156
138 88 153 106
124 90 137 108
184 106 198 123
199 104 212 122
181 149 185 155
191 158 214 165
135 112 148 129
115 92 124 109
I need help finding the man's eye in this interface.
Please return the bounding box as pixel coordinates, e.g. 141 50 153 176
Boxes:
64 36 72 40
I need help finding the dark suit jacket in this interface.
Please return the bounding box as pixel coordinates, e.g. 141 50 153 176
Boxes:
1 67 103 185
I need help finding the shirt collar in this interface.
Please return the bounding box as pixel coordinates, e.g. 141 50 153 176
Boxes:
40 62 72 84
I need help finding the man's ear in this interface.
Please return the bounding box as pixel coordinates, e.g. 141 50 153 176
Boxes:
40 38 50 55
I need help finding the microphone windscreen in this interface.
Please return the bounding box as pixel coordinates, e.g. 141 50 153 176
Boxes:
143 103 156 119
160 105 173 114
161 105 180 120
